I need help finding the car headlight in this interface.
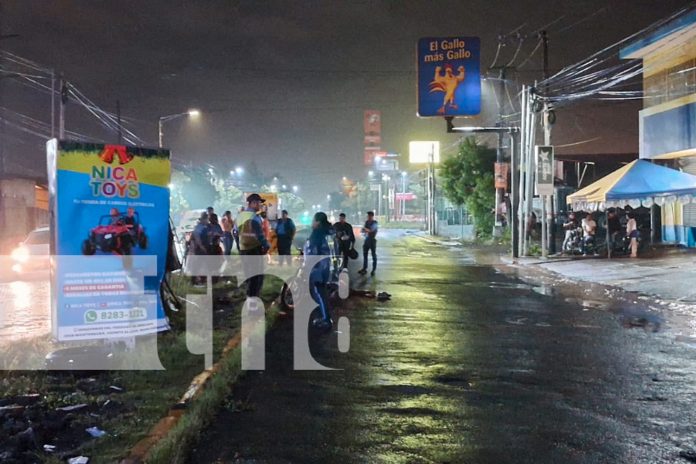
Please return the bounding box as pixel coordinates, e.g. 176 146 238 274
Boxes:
11 246 29 263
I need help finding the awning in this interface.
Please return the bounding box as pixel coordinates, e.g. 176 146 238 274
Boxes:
567 159 696 211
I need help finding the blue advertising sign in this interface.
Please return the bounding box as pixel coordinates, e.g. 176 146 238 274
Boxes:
417 37 481 117
47 140 171 341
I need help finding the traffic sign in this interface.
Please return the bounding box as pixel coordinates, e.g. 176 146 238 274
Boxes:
535 145 554 196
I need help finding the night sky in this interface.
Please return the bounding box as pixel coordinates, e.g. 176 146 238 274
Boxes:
2 0 693 204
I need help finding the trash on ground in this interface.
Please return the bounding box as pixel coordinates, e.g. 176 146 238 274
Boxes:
68 457 90 464
85 426 106 438
57 403 88 412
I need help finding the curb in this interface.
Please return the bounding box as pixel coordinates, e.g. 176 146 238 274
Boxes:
120 304 275 464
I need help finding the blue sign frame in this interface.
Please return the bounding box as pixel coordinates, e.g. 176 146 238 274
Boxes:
417 37 481 117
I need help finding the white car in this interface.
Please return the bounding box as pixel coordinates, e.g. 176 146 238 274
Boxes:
173 209 206 261
11 227 50 275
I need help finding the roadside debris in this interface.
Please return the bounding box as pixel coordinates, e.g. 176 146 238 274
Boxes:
85 426 107 438
68 456 90 464
57 403 88 413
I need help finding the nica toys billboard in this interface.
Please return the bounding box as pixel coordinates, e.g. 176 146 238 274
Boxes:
417 37 481 117
47 140 171 341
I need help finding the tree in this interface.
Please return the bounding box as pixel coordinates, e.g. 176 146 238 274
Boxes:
170 170 191 221
278 191 305 215
440 137 496 237
213 179 243 213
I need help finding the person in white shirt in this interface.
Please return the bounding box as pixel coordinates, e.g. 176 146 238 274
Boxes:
626 212 639 258
581 213 597 256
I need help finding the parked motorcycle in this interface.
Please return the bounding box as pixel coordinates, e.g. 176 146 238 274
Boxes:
562 227 601 256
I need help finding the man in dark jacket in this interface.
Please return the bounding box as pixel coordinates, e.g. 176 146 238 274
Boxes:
275 209 296 266
358 211 378 276
333 213 355 270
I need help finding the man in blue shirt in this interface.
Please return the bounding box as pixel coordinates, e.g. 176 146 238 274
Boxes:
358 211 378 276
275 209 296 266
237 194 271 298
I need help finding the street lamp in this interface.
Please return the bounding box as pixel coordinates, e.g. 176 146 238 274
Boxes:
235 166 244 175
292 185 298 193
158 108 201 148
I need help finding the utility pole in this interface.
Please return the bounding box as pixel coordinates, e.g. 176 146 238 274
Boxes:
59 78 67 139
116 99 122 144
541 30 556 256
51 70 55 137
494 66 507 237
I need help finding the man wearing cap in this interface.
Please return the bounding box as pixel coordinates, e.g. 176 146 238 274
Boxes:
275 209 296 266
237 194 271 298
333 213 355 270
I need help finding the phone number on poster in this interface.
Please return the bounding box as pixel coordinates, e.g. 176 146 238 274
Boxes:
84 309 147 323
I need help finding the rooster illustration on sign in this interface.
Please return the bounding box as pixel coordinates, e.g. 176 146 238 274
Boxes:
429 63 466 115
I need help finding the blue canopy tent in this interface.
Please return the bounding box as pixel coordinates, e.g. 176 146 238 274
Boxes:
568 160 696 246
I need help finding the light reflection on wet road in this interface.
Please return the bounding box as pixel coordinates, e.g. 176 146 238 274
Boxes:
0 268 51 343
195 231 696 463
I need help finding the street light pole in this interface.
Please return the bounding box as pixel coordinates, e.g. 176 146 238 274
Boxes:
158 118 164 148
158 109 200 149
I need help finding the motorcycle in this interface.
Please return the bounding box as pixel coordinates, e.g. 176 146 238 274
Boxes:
562 227 601 256
278 236 348 312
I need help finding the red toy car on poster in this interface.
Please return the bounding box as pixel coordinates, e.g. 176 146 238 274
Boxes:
81 209 148 256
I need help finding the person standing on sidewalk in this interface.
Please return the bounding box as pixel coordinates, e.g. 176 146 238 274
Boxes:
626 212 640 258
275 209 296 266
221 210 235 255
334 212 355 269
358 211 378 276
237 194 270 298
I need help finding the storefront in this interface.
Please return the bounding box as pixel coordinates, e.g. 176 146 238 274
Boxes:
620 9 696 245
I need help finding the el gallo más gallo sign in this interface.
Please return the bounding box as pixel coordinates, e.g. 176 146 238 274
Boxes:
417 37 481 117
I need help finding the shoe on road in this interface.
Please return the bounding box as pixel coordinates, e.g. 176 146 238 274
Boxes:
312 318 333 332
358 268 367 275
370 270 375 276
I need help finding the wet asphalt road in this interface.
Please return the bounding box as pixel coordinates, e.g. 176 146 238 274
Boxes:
194 230 696 463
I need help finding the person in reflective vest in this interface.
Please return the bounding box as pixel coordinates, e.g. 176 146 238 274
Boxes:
238 193 270 298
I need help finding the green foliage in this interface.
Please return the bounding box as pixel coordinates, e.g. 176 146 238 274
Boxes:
278 191 305 215
213 179 243 214
341 182 374 217
169 168 219 218
440 137 496 238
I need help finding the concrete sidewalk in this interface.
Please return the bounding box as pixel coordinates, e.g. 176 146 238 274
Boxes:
505 249 696 304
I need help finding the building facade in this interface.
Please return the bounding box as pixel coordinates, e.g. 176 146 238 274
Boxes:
621 9 696 245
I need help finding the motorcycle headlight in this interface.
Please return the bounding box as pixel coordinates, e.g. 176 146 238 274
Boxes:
11 246 29 263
